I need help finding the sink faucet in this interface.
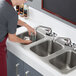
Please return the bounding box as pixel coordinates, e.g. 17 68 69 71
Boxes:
36 25 52 36
64 38 72 46
72 43 76 51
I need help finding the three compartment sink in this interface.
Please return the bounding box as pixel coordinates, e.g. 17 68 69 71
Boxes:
30 40 63 57
17 28 76 74
49 51 76 73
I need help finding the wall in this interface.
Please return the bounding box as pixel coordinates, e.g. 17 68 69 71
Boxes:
26 0 76 28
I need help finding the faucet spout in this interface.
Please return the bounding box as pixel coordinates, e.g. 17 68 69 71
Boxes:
64 38 72 46
36 25 52 36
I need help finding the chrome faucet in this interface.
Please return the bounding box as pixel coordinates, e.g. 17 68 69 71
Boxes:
36 25 52 36
64 38 72 46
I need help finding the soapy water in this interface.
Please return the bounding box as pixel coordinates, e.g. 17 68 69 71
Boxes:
23 33 36 42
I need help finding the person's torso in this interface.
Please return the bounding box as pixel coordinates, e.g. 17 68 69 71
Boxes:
0 0 18 42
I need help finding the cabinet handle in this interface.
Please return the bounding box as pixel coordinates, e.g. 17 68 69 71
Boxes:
16 63 20 76
25 71 30 76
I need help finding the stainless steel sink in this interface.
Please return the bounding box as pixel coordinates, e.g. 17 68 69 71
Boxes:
49 51 76 73
17 27 76 74
17 31 44 43
30 40 63 57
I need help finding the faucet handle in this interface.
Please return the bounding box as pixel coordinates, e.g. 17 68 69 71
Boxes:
45 28 52 36
64 38 72 46
52 32 57 37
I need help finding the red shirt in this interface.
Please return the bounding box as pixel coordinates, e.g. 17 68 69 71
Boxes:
6 0 12 6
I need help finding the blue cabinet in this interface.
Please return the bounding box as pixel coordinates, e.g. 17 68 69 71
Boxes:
23 62 43 76
7 51 24 76
7 51 43 76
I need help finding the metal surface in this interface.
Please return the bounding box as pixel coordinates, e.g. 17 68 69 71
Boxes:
49 51 76 73
36 25 52 36
16 63 20 76
25 71 30 76
30 40 62 57
64 38 72 46
17 27 76 74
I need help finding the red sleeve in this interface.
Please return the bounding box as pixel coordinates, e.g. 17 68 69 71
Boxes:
5 0 13 6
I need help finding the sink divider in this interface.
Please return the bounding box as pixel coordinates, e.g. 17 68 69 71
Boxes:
66 52 72 69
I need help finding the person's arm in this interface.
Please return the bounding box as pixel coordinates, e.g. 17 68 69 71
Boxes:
6 9 32 44
17 19 36 35
8 33 32 44
17 19 29 28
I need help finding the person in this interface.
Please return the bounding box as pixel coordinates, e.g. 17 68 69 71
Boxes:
0 0 36 76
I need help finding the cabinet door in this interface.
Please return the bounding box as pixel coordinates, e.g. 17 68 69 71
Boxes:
23 62 43 76
7 51 24 76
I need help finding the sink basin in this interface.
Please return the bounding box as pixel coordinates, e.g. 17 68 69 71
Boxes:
49 51 76 73
30 41 63 57
17 31 44 42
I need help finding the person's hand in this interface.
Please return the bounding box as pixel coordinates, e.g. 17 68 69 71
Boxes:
24 40 32 44
27 25 36 36
17 20 36 35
